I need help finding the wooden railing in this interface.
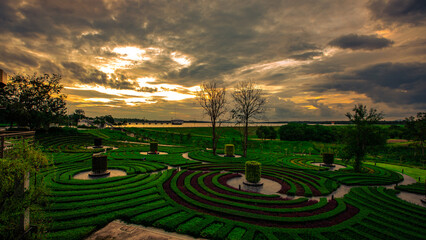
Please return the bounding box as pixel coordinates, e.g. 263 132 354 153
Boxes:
0 131 35 158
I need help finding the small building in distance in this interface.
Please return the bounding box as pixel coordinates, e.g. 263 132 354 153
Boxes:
0 69 6 88
0 69 6 109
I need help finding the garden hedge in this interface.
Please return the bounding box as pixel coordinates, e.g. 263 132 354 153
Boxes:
245 161 261 183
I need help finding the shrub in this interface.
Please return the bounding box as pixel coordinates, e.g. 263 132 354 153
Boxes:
225 144 235 157
245 161 261 183
150 142 158 153
322 153 334 165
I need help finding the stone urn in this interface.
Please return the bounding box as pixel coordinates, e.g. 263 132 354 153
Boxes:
94 138 103 148
322 153 334 167
149 142 158 154
89 154 110 177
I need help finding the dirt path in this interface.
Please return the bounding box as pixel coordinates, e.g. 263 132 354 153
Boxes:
86 220 204 240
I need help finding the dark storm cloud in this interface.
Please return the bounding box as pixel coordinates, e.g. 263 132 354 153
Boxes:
0 47 39 68
63 89 118 99
289 52 323 60
269 97 342 121
1 0 425 120
354 62 425 88
367 0 426 25
329 34 394 50
62 61 135 90
0 0 363 87
315 62 426 106
163 58 240 85
62 62 107 85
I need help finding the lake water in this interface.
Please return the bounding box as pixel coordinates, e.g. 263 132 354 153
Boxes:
122 122 296 128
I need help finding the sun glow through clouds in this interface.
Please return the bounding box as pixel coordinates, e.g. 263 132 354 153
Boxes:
171 52 191 66
97 46 151 74
113 46 149 61
65 76 197 106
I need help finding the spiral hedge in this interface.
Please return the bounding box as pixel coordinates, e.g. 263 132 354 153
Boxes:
186 163 339 197
318 164 404 185
33 132 426 240
162 169 357 228
395 182 426 194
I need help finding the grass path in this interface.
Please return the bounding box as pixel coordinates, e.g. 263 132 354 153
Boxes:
365 161 426 183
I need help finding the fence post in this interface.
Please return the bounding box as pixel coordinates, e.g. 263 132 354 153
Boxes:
15 172 30 234
1 136 4 158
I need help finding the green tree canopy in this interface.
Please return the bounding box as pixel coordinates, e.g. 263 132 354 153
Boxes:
256 126 277 140
70 109 86 125
0 74 67 130
404 112 425 165
278 123 337 142
342 104 386 172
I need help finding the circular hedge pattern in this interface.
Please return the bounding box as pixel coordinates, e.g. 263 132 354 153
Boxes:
186 163 340 197
34 132 426 240
163 169 358 228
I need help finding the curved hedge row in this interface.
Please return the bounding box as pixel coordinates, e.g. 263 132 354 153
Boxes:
186 163 339 197
107 150 197 166
38 167 173 240
342 186 426 239
34 131 426 240
319 164 404 185
395 182 426 194
162 169 357 228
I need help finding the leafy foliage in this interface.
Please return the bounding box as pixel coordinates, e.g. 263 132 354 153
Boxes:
278 123 337 142
404 112 425 166
256 126 277 140
342 104 386 172
0 142 51 239
225 144 235 157
245 161 261 183
0 74 67 129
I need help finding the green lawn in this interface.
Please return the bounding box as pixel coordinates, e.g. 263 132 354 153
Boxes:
365 161 426 182
27 127 426 240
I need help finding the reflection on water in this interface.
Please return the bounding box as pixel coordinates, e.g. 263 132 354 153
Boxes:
122 122 286 128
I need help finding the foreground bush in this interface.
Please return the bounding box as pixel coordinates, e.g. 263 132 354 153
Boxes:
245 161 261 183
225 144 235 157
0 142 51 239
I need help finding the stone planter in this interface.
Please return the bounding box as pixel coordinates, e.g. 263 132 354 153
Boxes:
89 155 110 177
94 138 103 148
149 142 158 154
322 153 334 166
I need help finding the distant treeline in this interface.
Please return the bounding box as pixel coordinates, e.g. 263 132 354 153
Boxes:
276 122 415 143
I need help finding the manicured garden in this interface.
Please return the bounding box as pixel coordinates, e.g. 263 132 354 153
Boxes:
33 127 425 240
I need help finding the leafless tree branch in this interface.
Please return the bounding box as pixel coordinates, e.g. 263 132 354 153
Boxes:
197 81 227 155
231 80 266 157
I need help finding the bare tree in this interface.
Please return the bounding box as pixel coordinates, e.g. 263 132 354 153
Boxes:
231 80 266 157
197 81 227 155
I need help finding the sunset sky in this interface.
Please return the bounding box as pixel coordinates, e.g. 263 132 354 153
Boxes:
1 0 425 121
